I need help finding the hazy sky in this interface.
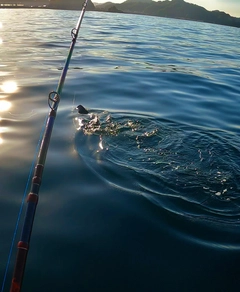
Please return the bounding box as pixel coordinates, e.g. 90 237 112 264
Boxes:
94 0 240 17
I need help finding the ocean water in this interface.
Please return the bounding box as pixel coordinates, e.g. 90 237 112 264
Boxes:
1 8 240 291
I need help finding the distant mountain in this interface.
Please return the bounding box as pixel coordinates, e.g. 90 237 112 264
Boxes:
48 0 95 10
0 0 95 9
125 0 152 2
1 0 239 28
94 2 115 10
96 0 240 28
0 0 48 5
107 6 124 13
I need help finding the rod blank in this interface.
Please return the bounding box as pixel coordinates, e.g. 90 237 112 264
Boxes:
10 1 89 291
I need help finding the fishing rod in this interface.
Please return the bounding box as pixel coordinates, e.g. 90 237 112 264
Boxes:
9 1 89 291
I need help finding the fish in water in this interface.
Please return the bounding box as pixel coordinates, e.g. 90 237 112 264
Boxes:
75 105 106 160
76 104 89 114
75 104 100 133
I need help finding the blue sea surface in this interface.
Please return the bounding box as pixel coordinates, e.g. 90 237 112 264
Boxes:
1 8 240 291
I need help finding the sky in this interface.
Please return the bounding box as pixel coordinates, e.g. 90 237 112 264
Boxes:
94 0 240 18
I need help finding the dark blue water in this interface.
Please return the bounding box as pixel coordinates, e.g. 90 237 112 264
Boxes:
1 9 240 291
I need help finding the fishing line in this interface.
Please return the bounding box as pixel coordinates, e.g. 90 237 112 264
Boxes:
72 92 76 112
4 1 89 291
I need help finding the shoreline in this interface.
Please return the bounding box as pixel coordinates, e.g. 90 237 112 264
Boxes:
0 7 239 28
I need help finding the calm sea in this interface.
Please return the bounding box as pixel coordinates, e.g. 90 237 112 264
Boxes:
1 8 240 292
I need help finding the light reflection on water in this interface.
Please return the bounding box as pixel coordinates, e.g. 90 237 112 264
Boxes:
0 100 11 111
0 81 18 94
0 81 17 144
0 100 11 144
0 21 2 45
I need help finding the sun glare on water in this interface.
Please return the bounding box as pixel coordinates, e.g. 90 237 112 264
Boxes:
0 81 18 94
0 100 11 112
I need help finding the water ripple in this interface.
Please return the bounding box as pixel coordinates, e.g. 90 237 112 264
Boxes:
74 110 240 244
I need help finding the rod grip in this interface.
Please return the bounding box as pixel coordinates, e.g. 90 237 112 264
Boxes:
10 242 29 292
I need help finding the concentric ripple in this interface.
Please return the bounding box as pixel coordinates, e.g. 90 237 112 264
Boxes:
74 110 240 230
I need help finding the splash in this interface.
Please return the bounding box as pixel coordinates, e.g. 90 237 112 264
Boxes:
74 110 240 231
